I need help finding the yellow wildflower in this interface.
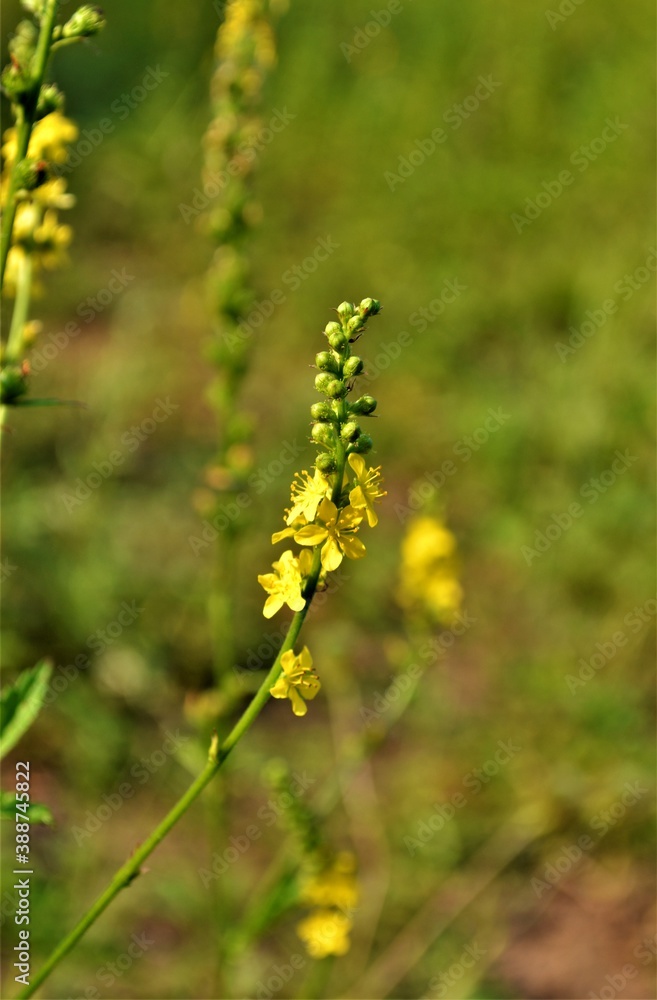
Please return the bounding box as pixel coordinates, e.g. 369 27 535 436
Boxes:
300 852 359 911
294 498 365 572
269 646 320 716
258 549 305 618
286 468 331 525
272 513 307 545
296 909 352 958
33 178 75 211
2 112 78 167
347 453 386 527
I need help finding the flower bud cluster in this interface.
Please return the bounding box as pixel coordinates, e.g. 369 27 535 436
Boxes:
309 298 381 471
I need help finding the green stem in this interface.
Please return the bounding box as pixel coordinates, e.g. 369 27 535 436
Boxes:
0 0 60 291
0 252 33 441
20 548 323 1000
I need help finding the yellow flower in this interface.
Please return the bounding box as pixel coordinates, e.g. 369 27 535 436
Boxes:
33 178 75 211
258 549 305 618
397 516 462 624
272 513 307 545
2 112 78 167
300 853 359 911
296 909 352 958
286 469 331 525
347 454 386 527
294 498 365 572
270 646 320 716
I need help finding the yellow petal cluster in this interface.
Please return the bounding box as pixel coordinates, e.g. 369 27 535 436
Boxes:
269 646 320 716
296 909 352 959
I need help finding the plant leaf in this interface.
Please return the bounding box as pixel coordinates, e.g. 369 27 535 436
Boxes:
0 660 52 760
0 791 53 825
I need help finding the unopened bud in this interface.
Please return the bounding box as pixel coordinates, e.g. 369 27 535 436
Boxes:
310 402 333 422
326 378 347 399
327 330 348 351
343 356 364 378
314 372 334 394
36 83 64 119
350 395 377 416
315 350 338 373
341 421 360 443
311 423 334 447
350 433 373 454
315 453 337 474
358 297 381 317
62 5 106 39
336 301 355 321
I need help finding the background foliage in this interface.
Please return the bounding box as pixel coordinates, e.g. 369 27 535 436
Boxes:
1 0 655 997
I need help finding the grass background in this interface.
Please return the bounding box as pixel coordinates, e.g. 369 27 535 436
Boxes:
1 0 655 997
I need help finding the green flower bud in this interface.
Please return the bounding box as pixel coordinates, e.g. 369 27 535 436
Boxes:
311 422 334 447
1 64 32 102
21 0 47 17
327 330 348 352
324 321 342 338
62 5 106 39
336 301 355 321
36 83 64 119
358 297 381 318
341 421 360 443
315 453 337 475
347 315 364 336
315 350 338 373
9 20 37 68
326 378 347 399
350 394 377 416
343 356 364 378
314 372 334 394
350 432 373 454
14 158 48 191
310 401 333 422
0 365 28 404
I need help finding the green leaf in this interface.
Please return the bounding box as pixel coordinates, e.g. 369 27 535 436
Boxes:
0 791 53 825
0 660 52 760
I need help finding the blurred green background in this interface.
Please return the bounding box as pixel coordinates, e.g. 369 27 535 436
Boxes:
1 0 655 997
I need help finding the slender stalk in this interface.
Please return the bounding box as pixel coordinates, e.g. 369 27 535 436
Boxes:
20 546 323 1000
0 0 60 290
0 252 33 438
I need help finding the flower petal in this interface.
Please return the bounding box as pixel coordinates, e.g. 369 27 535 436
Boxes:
295 524 328 546
316 498 338 524
263 594 283 618
321 536 343 572
340 534 366 561
289 688 308 716
272 527 295 544
270 676 289 699
348 453 366 479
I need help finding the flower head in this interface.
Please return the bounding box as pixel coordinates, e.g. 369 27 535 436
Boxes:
258 549 305 618
3 112 78 167
286 468 330 525
270 646 320 716
347 454 386 527
296 909 353 958
294 498 365 572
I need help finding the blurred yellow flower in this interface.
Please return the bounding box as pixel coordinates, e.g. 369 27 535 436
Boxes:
300 852 359 911
348 453 386 527
286 468 331 525
397 516 462 624
270 646 320 716
294 498 365 572
3 112 78 167
296 909 353 958
258 549 305 618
